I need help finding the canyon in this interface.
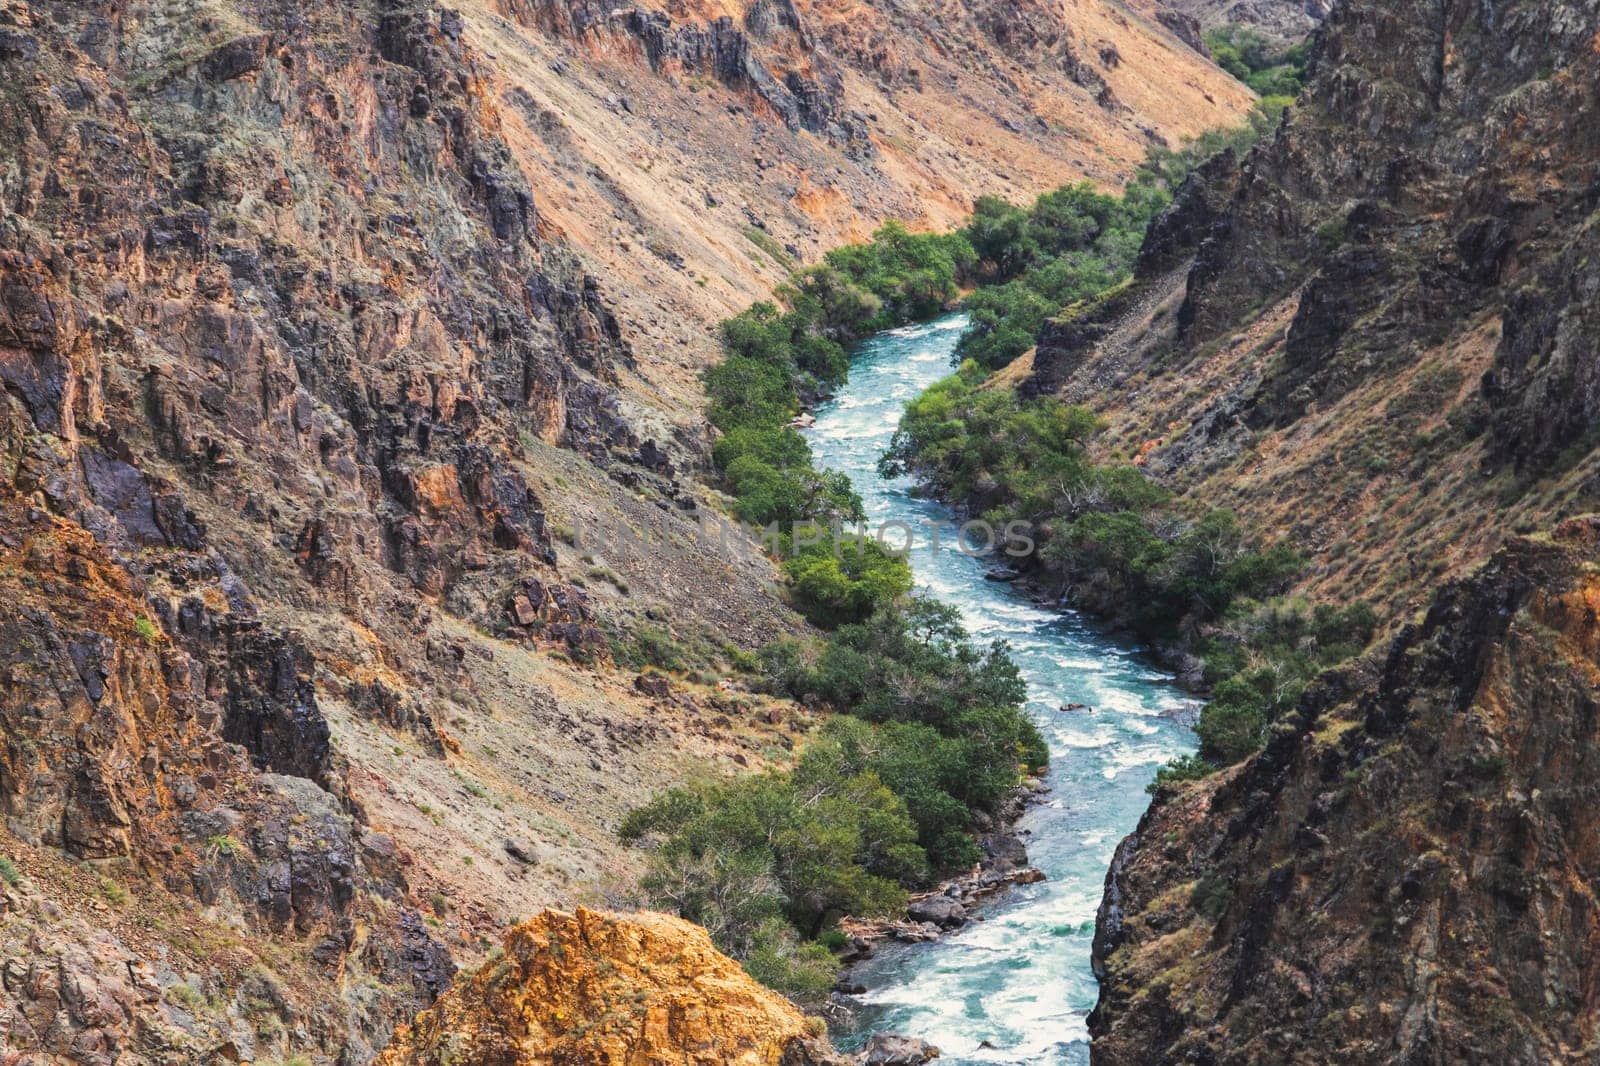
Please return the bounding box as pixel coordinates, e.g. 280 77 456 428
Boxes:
0 0 1249 1061
6 0 1599 1062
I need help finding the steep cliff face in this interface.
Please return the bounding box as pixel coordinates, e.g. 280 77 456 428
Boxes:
1092 517 1600 1063
379 907 845 1066
1022 0 1600 1060
0 1 778 1059
1173 0 1600 439
1161 0 1330 41
454 0 1254 388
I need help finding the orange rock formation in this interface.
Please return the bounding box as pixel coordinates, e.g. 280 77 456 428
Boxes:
380 908 845 1065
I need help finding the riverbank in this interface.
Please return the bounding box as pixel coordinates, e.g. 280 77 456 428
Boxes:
805 314 1198 1063
836 778 1052 969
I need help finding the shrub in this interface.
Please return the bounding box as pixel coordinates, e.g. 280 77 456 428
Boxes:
620 759 920 940
207 834 243 858
744 226 795 270
620 625 687 672
820 221 974 328
624 598 1047 956
762 600 1044 863
712 426 812 472
1195 677 1271 764
741 918 839 1005
781 534 912 628
704 354 796 432
0 856 18 886
167 982 204 1009
723 458 861 527
1191 872 1233 920
881 364 1102 506
1147 754 1214 794
1203 25 1310 99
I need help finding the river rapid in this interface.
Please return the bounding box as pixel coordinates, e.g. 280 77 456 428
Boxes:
805 314 1198 1065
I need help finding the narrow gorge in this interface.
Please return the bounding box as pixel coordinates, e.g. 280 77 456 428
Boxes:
809 315 1196 1064
3 0 1599 1063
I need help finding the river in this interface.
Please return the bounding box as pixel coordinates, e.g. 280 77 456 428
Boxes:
805 314 1198 1064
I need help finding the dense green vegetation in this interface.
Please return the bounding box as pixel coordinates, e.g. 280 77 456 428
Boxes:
703 98 1290 552
883 364 1302 643
1190 599 1377 763
1204 25 1310 99
956 102 1290 371
620 598 1044 1001
880 362 1375 774
702 305 857 531
810 220 976 332
702 226 984 620
778 534 913 628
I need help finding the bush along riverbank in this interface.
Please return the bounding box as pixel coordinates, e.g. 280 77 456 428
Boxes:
619 598 1048 1003
700 99 1294 547
879 105 1380 791
880 366 1377 786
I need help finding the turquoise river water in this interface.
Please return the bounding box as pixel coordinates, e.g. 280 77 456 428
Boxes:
806 314 1198 1064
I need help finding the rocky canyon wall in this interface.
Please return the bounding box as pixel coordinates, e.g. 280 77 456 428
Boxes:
1025 0 1600 1060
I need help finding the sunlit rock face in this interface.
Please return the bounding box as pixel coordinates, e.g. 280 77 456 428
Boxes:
379 907 847 1066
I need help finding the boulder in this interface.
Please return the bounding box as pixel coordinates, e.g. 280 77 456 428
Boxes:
861 1033 941 1064
634 673 672 699
906 895 966 928
378 908 848 1065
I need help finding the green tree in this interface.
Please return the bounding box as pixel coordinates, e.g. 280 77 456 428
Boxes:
782 535 912 627
1196 676 1271 763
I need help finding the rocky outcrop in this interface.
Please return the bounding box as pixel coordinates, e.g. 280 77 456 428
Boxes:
1092 517 1600 1063
379 907 847 1065
495 0 869 145
1159 0 1331 42
860 1033 941 1065
0 0 647 1057
1483 205 1600 472
1134 147 1242 280
1168 0 1600 433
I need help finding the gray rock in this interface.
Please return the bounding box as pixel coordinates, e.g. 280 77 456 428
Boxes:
861 1033 941 1064
906 896 966 928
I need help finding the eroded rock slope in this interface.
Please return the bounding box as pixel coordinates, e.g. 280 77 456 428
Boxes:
1093 519 1600 1063
1023 0 1600 1060
379 907 845 1065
